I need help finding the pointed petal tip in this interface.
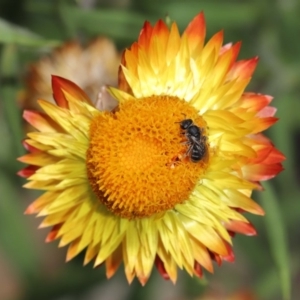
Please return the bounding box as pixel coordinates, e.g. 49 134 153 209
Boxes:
255 206 265 216
235 40 242 47
260 210 266 216
17 169 28 178
45 231 57 243
45 224 62 243
225 220 257 236
51 75 69 109
142 20 152 28
187 11 205 28
17 165 38 178
38 223 45 229
24 205 35 215
105 261 121 280
51 75 73 89
83 252 96 266
22 140 39 153
193 262 203 278
155 257 171 281
105 270 114 279
65 255 73 262
138 276 150 286
51 74 61 81
23 109 31 120
51 75 93 108
138 20 154 48
222 254 235 262
125 272 135 285
244 224 257 236
222 243 235 262
210 252 222 266
83 260 89 267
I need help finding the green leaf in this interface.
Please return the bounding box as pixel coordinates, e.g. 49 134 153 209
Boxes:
0 18 60 47
258 182 291 300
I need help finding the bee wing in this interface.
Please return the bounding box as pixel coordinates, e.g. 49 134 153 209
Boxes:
189 136 201 145
95 85 118 112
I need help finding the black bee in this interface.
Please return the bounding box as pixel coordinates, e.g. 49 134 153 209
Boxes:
189 141 206 162
178 118 206 162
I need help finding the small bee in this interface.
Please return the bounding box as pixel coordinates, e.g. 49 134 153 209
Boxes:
178 118 206 162
189 140 206 162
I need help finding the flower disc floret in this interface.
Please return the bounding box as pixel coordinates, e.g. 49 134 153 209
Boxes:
87 96 209 218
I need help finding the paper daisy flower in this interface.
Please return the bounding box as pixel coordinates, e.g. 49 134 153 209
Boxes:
18 13 285 285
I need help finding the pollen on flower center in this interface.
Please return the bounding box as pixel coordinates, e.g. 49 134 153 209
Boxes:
86 96 209 219
119 135 161 173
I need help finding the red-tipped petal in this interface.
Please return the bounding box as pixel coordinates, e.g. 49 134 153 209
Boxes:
52 76 69 108
51 75 93 108
225 220 257 236
219 42 242 76
204 30 224 55
210 251 222 266
253 117 278 133
138 21 154 50
228 57 259 80
184 12 206 53
262 147 285 164
257 106 277 118
227 42 242 69
23 110 61 132
246 134 275 161
151 19 169 45
243 163 284 181
45 224 62 242
118 43 137 94
105 246 122 279
155 256 170 280
220 43 233 54
228 231 236 238
193 261 203 278
22 140 40 153
138 275 150 287
221 243 235 262
17 165 39 178
240 93 273 114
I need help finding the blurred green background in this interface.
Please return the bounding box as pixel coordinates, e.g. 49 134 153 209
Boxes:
0 0 298 299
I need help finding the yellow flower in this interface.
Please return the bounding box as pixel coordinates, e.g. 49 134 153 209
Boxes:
18 13 285 285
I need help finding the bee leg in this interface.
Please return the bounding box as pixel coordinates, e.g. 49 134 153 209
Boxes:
185 144 193 157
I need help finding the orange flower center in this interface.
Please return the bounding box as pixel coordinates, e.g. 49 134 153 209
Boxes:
87 96 209 219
